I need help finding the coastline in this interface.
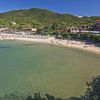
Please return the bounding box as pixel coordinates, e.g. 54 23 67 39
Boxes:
0 34 100 55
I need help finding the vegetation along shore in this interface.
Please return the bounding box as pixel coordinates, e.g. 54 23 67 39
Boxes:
1 76 100 100
0 33 100 54
0 8 100 55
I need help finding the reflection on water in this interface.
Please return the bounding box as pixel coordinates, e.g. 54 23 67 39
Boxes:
0 40 100 98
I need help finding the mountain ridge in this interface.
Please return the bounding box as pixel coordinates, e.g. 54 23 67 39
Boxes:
0 8 100 28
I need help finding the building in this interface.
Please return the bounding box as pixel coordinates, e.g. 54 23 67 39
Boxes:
11 21 17 25
66 25 90 33
0 27 10 33
31 28 37 32
22 28 37 35
22 28 37 32
93 20 100 31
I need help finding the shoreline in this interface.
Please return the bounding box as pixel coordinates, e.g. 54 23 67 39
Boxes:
0 34 100 55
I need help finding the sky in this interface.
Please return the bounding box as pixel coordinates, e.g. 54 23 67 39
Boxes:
0 0 100 16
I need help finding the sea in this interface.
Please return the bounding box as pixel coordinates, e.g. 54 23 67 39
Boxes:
0 40 100 98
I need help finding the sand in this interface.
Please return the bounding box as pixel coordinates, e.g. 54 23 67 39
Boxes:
0 34 100 54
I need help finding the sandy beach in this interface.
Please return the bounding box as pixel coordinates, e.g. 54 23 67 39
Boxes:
0 34 100 54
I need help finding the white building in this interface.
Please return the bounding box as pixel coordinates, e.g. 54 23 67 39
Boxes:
11 22 17 25
31 28 37 32
0 27 9 32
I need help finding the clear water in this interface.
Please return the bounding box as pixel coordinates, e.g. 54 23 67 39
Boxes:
0 40 100 98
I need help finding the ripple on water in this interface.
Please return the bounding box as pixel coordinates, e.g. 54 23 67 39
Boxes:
0 41 100 98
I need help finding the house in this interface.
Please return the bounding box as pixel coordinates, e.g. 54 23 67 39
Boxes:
22 28 37 32
31 28 37 32
93 20 100 31
11 21 17 25
66 25 90 33
0 27 10 33
22 28 37 35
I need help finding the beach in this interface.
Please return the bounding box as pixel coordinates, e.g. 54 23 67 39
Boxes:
0 33 100 54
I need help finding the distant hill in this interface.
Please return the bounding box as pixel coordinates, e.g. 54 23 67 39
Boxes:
0 8 100 28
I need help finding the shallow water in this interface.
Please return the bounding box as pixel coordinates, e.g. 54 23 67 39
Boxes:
0 40 100 98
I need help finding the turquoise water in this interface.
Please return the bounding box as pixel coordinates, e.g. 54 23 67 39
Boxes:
0 40 100 98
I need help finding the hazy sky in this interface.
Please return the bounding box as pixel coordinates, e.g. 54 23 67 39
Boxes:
0 0 100 16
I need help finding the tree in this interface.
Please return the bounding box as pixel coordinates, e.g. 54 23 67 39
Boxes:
26 96 33 100
45 94 55 100
82 76 100 100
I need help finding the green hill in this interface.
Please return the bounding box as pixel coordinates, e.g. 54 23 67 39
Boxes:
0 8 100 29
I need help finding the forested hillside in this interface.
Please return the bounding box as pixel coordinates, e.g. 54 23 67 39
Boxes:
0 8 100 29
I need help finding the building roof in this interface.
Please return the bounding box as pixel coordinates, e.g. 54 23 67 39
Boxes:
95 20 100 23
